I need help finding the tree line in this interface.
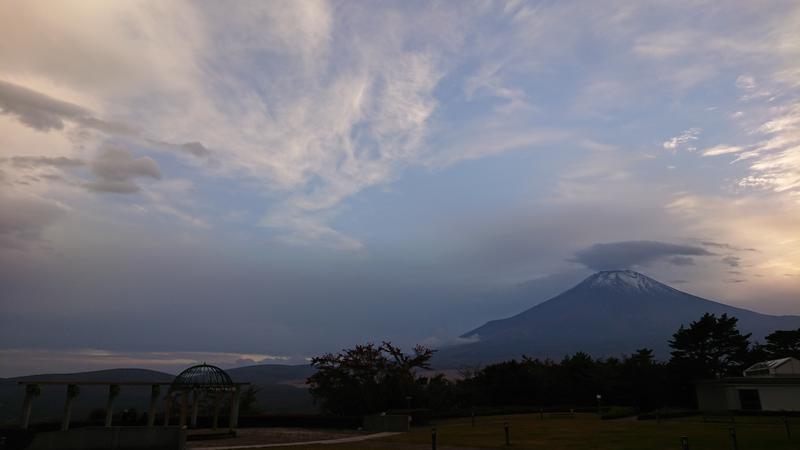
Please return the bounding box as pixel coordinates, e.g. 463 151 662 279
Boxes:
306 314 800 415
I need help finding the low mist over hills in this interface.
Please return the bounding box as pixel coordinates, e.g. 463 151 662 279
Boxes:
435 270 800 367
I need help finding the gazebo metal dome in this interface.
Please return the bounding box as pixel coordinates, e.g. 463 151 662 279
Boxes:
171 363 233 391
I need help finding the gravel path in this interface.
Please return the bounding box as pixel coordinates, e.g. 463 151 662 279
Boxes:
189 429 400 449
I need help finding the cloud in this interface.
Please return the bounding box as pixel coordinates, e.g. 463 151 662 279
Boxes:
1 0 798 254
146 139 212 158
2 1 800 368
0 79 92 131
260 208 363 250
139 184 210 229
572 240 713 271
701 241 757 252
736 75 757 90
0 348 302 377
721 255 741 267
663 128 701 152
702 145 744 157
178 142 211 157
419 334 480 349
9 155 85 168
84 147 161 194
633 29 701 59
1 80 215 164
667 256 695 266
0 192 66 250
0 79 134 134
2 4 405 247
716 65 800 197
9 1 449 248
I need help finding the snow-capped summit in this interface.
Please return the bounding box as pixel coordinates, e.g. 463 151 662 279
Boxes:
581 270 669 293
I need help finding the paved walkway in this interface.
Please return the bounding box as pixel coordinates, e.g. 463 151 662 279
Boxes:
196 431 402 449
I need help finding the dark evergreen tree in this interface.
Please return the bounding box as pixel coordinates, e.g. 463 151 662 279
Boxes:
763 328 800 358
669 313 752 378
621 348 663 410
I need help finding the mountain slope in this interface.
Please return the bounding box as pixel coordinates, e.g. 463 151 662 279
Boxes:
435 270 800 367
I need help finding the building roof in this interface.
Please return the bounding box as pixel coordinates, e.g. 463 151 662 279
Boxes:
744 357 800 377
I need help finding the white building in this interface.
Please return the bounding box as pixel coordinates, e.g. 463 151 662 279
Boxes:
695 357 800 411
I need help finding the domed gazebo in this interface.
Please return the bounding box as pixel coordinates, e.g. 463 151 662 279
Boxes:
173 363 234 390
166 363 248 432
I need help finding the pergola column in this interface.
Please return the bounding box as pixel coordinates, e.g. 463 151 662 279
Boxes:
228 385 241 433
61 384 79 431
212 391 222 430
105 384 120 427
190 390 202 428
179 390 189 427
163 393 173 426
20 384 40 430
147 384 160 427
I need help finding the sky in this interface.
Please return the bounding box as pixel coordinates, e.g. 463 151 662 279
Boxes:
1 0 799 377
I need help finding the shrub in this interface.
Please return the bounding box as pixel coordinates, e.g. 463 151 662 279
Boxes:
601 406 637 420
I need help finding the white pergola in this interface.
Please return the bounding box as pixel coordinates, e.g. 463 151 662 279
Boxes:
18 372 248 433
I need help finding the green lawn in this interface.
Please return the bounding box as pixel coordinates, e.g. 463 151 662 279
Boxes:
264 413 798 450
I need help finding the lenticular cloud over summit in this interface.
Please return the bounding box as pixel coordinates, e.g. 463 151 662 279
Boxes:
573 241 714 271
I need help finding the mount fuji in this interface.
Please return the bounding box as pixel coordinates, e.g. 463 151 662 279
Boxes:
434 270 800 367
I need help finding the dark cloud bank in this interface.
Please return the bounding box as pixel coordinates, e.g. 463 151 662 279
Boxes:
572 240 713 270
84 146 161 194
3 146 162 195
0 79 211 158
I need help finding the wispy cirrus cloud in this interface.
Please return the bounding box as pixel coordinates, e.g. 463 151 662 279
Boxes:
705 83 800 196
4 1 796 252
702 145 744 157
1 2 464 249
663 128 701 152
2 1 800 370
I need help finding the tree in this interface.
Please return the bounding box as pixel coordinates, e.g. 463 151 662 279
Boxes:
556 352 599 405
621 348 664 410
763 328 800 359
239 386 262 414
668 313 752 378
307 342 434 415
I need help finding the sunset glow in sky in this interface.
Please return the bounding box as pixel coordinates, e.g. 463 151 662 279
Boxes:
1 1 799 376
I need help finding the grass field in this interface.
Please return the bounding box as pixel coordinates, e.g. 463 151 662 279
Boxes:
261 413 798 450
